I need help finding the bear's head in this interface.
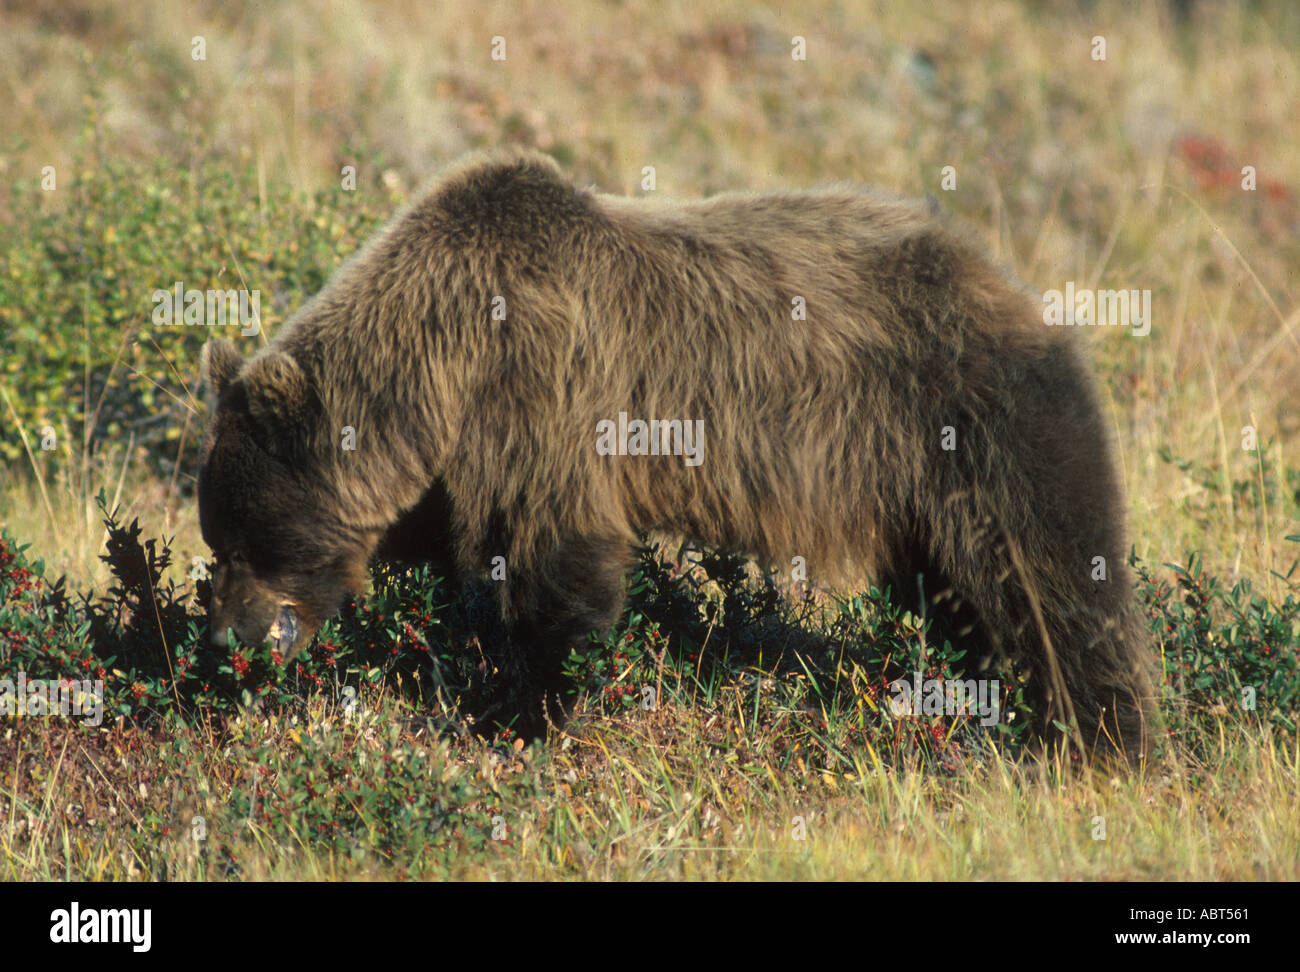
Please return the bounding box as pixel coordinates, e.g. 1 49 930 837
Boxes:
197 338 372 659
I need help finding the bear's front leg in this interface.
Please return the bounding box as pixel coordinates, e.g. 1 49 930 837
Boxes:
492 534 632 739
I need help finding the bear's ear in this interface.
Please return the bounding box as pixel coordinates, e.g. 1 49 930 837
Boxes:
243 351 309 424
200 339 244 397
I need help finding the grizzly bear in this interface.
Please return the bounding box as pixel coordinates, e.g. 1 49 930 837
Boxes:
198 149 1156 758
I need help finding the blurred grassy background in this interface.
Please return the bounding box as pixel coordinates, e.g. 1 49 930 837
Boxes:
1 0 1297 597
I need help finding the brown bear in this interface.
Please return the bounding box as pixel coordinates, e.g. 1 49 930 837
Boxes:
198 149 1156 758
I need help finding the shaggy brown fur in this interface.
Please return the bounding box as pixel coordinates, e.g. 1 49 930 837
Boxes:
198 149 1156 757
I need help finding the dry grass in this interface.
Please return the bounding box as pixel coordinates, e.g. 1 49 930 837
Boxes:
4 687 1296 880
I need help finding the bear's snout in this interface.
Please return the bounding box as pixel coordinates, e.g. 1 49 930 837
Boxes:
207 583 280 652
266 605 299 656
207 593 309 663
